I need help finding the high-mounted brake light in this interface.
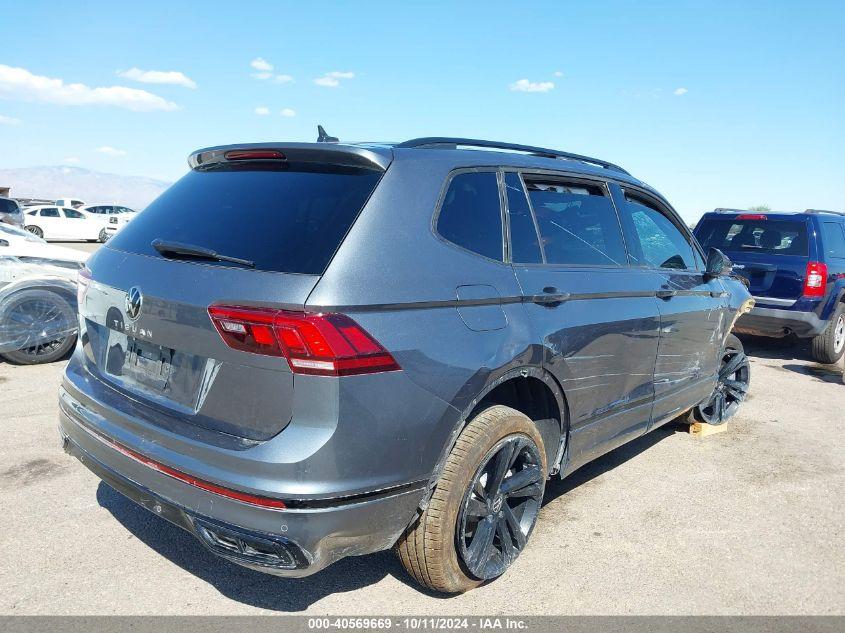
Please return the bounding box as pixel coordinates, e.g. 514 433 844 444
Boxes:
208 305 401 376
736 214 768 220
223 150 286 161
803 261 828 297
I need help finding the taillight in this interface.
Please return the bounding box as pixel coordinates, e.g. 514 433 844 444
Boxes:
736 214 768 220
207 305 400 376
803 261 828 297
76 266 92 306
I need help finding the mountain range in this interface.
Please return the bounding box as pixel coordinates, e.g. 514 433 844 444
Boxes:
0 166 173 210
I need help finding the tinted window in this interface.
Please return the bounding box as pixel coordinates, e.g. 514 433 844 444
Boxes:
107 166 381 274
525 179 626 266
821 222 845 259
0 199 19 214
64 209 85 219
625 195 695 270
436 172 503 261
504 173 542 264
695 218 808 256
40 208 60 218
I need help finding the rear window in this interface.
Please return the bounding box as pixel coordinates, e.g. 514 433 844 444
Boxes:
696 218 809 256
106 166 381 274
0 199 19 214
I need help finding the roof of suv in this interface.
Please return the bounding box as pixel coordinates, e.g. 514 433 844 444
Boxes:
702 208 845 221
188 137 656 194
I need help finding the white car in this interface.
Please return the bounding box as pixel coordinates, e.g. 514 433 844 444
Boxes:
23 205 110 242
0 223 88 275
82 204 137 240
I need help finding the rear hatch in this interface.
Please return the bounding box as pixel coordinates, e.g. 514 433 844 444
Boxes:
78 145 388 441
695 214 811 302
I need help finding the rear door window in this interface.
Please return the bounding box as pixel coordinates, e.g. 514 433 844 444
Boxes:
696 218 809 256
106 166 382 274
436 171 504 261
40 207 60 218
504 172 542 264
524 178 626 266
821 222 845 259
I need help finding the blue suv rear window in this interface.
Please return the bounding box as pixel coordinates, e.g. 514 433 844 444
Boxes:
696 218 808 256
106 166 381 274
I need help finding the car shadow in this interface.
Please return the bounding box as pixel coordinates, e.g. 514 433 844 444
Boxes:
780 363 843 384
96 482 401 611
735 333 813 361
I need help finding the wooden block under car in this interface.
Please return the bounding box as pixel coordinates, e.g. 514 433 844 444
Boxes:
689 420 729 438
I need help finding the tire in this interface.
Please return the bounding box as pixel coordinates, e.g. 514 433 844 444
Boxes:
693 333 750 425
810 305 845 364
98 228 109 243
25 225 43 239
0 290 77 365
396 405 547 594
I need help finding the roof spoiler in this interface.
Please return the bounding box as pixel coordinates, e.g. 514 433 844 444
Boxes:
188 142 391 172
805 208 845 217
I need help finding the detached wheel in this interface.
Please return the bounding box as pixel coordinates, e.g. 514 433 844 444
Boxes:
811 305 845 364
26 225 43 239
694 333 750 425
396 405 547 594
0 290 77 365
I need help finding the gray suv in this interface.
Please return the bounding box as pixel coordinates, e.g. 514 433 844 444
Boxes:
60 135 751 593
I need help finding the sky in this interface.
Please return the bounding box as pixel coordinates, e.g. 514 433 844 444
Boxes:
1 0 843 222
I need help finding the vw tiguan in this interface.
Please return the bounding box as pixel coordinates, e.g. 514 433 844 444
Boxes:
60 134 751 593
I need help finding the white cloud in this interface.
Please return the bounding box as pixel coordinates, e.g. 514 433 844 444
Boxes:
96 146 127 156
0 64 178 111
254 106 270 116
0 114 20 125
673 87 688 96
509 79 555 93
274 74 294 83
280 108 296 117
63 156 80 164
117 67 197 89
553 71 564 77
314 71 355 87
250 57 273 72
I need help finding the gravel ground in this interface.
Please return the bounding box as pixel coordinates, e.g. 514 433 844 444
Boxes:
1 245 842 615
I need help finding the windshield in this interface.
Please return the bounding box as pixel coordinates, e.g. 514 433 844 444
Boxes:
106 164 382 274
696 218 809 256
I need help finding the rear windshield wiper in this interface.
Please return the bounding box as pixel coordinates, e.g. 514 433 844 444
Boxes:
151 239 255 268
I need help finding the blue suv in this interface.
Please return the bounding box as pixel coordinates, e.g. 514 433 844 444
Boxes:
695 209 845 363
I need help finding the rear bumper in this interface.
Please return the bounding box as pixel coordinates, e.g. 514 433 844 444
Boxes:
59 388 427 577
735 306 827 338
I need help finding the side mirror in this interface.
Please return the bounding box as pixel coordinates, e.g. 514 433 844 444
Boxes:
704 247 732 280
0 239 8 247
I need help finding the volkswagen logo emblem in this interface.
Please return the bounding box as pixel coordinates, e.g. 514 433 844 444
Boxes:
125 287 143 321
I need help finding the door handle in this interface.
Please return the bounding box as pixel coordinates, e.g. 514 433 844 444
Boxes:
656 290 677 300
530 287 571 307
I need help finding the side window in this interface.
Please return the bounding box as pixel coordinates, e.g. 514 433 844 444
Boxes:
436 172 503 261
504 172 542 264
624 194 696 270
524 178 627 266
64 209 84 219
40 207 60 218
821 222 845 259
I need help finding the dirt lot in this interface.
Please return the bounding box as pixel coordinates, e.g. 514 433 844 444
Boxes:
1 242 843 614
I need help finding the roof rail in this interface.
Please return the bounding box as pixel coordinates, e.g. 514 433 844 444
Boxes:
805 208 845 217
395 137 631 175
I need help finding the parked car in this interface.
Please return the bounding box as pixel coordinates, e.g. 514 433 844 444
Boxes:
59 135 751 593
55 197 86 209
0 197 24 227
82 204 137 241
695 208 845 363
24 205 110 242
0 223 85 364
